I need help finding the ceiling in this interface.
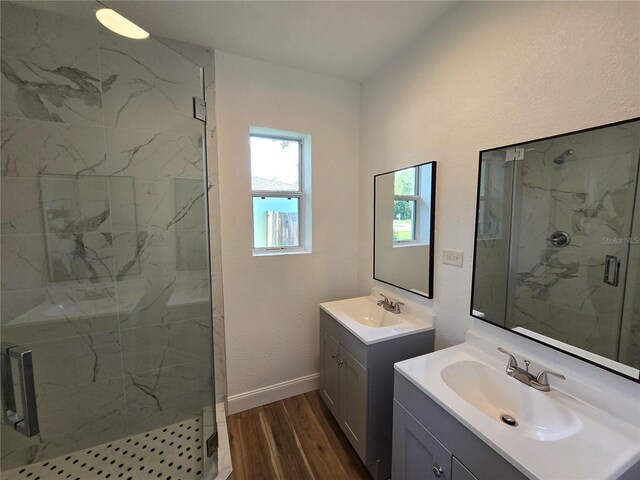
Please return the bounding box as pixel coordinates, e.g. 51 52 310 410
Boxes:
107 1 456 82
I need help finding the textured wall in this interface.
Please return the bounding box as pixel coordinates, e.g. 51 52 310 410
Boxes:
358 1 640 350
215 52 360 399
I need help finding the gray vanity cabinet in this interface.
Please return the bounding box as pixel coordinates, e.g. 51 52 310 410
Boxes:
320 327 368 459
320 309 435 480
392 400 454 480
320 327 341 418
393 371 525 480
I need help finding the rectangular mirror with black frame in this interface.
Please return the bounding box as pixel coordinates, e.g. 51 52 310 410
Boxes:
471 117 640 381
374 161 436 299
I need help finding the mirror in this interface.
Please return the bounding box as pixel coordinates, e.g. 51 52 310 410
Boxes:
471 118 640 381
374 162 436 298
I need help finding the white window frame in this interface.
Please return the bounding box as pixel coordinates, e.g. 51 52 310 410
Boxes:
250 126 312 256
393 167 420 246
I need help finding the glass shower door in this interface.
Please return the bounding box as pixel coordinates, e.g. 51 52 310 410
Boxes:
1 1 216 478
506 120 640 365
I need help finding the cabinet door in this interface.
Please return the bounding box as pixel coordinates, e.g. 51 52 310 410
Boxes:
339 345 368 461
392 400 452 480
452 457 478 480
320 328 341 419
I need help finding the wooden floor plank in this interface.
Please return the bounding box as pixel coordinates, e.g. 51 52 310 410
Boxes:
305 391 372 479
227 415 247 480
281 393 353 480
234 410 280 479
261 402 314 480
228 391 371 480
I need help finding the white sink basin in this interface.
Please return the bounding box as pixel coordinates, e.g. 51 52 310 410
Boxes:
440 360 581 441
320 295 433 345
342 300 402 327
394 330 640 479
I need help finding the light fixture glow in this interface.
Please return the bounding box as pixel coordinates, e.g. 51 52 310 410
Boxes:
96 8 149 39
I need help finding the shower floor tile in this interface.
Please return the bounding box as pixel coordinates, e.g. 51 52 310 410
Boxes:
3 417 206 480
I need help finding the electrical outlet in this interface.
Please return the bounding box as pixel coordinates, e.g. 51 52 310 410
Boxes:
443 249 463 267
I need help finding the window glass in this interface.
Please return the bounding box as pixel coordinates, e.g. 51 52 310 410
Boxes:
393 200 415 241
394 168 416 196
252 196 300 248
250 136 300 192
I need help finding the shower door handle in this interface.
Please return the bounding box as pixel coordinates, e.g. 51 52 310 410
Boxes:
1 342 39 437
603 255 621 287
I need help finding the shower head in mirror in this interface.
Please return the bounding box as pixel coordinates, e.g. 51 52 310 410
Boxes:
553 149 573 165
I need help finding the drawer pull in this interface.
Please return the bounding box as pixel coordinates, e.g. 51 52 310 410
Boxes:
432 464 443 478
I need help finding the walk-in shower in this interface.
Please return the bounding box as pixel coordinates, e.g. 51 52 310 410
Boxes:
0 1 218 478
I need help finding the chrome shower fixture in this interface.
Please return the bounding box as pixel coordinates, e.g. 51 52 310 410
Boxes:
553 149 573 165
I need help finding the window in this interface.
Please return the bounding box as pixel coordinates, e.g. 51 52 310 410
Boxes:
250 127 311 255
393 167 419 243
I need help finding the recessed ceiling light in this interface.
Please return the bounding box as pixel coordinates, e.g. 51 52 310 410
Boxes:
96 8 149 39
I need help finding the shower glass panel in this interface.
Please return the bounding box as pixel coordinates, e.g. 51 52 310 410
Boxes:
1 1 216 478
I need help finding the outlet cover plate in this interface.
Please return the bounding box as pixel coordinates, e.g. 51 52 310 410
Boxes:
443 249 463 267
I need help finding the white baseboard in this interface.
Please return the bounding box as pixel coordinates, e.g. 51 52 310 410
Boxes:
227 373 320 415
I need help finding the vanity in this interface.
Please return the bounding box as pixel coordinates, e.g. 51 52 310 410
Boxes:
392 328 640 479
319 295 435 480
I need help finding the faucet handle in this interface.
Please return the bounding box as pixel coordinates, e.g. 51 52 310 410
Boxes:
497 347 519 372
377 294 389 306
535 370 566 385
392 301 404 313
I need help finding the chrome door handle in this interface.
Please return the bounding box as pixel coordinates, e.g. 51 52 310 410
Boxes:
603 255 621 287
432 464 443 478
1 342 39 437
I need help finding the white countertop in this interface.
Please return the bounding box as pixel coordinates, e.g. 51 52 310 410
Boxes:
320 295 434 345
394 330 640 480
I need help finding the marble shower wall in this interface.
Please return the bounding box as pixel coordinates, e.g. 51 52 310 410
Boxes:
507 121 640 364
1 1 217 470
157 36 227 407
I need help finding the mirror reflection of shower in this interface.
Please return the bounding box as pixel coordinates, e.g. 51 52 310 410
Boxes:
553 148 574 165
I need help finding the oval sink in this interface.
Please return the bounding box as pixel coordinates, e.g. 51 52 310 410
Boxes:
441 360 582 441
342 301 402 327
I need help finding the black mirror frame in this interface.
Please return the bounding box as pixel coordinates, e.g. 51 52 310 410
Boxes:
470 117 640 383
373 161 437 299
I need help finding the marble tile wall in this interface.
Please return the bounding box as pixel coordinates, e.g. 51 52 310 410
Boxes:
1 1 220 470
158 36 227 407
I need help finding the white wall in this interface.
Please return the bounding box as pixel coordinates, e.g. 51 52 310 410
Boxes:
358 1 640 350
215 52 360 408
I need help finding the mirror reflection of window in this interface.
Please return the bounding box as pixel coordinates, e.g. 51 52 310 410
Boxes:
374 162 436 299
393 167 418 243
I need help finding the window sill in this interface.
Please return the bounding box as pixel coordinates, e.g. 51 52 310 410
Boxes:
252 246 312 257
392 241 429 249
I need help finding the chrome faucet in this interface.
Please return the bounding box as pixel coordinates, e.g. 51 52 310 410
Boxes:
376 294 404 314
497 347 565 392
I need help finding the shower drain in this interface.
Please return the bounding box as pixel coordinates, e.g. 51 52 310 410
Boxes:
500 413 518 427
3 417 205 480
